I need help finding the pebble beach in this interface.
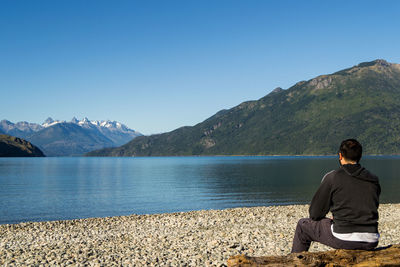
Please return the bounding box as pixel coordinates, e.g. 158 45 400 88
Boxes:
1 203 399 266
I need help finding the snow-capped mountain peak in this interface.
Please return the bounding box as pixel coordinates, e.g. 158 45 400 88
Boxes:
0 119 44 137
98 120 130 132
1 117 142 156
3 117 138 134
42 117 65 127
44 117 54 124
67 117 133 132
77 117 92 127
3 117 140 135
71 117 79 124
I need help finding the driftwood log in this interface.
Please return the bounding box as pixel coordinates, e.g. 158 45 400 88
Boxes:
227 245 400 266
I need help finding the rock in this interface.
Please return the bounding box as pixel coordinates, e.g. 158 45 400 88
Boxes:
227 244 400 266
0 134 45 157
270 87 283 94
1 205 400 266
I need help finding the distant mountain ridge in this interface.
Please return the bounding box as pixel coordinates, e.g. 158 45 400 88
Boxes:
87 59 400 156
0 134 45 157
0 118 142 156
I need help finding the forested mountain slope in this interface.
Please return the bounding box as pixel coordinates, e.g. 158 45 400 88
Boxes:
87 59 400 156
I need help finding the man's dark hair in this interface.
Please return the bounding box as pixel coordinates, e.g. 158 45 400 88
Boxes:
339 139 362 163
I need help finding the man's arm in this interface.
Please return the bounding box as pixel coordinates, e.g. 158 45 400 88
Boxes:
309 172 333 220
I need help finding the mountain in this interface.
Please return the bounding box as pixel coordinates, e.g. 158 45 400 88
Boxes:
0 134 45 157
87 59 400 157
76 118 138 146
28 123 117 156
0 120 43 139
0 118 142 156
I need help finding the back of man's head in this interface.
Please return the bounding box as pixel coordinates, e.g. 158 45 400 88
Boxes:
339 139 363 163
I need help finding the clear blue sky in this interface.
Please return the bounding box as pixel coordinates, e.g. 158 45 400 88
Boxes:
1 0 399 135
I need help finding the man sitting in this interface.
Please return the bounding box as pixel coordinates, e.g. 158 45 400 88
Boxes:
291 139 380 253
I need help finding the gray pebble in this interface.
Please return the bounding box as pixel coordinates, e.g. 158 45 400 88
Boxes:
1 204 399 266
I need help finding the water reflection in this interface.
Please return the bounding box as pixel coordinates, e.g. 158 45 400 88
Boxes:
0 156 399 224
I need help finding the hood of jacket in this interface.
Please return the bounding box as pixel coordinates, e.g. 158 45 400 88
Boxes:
341 164 380 185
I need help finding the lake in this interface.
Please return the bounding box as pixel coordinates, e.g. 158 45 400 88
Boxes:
0 156 399 224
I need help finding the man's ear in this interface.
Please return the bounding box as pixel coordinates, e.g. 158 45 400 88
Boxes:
339 153 343 160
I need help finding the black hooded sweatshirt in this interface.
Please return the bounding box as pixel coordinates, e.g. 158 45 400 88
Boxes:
309 164 380 234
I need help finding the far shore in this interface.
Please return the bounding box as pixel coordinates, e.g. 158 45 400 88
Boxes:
6 153 400 158
1 204 399 266
84 154 400 158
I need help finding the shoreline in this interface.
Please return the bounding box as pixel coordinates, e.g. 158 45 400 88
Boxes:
3 200 400 226
1 204 400 266
13 154 400 158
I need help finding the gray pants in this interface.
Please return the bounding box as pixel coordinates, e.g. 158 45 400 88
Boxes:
291 218 378 253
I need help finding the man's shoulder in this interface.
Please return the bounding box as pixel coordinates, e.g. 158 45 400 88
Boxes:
321 169 337 183
362 167 380 180
359 167 380 185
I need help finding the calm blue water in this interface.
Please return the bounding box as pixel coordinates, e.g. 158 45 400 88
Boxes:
0 156 399 224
